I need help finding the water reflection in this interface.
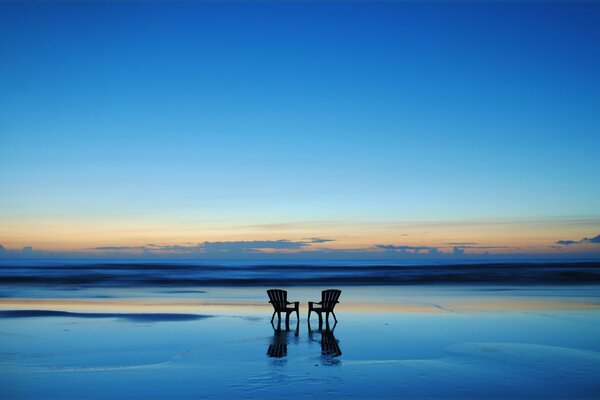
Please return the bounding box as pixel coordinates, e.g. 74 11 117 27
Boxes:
309 322 342 359
320 327 342 358
266 318 342 361
266 319 299 358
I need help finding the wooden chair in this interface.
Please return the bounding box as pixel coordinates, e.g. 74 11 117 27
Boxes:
308 289 341 326
267 289 299 328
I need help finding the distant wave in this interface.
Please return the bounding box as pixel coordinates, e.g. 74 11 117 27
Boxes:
0 262 599 287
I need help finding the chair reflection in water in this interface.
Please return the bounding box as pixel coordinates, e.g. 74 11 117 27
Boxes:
267 289 300 330
320 326 342 357
267 319 299 358
308 289 341 329
308 321 342 358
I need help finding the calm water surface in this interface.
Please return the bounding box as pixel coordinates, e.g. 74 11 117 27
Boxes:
1 284 599 399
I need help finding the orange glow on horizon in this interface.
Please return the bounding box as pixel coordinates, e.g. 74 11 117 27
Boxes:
0 216 599 255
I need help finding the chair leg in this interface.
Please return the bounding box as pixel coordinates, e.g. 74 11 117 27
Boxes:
271 311 276 323
318 312 322 328
332 311 337 323
285 312 290 329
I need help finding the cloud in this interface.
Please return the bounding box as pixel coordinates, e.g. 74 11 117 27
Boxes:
555 240 578 246
376 244 438 254
0 245 42 259
449 245 508 256
304 237 335 244
453 246 465 255
445 242 478 245
94 240 313 254
377 243 507 255
200 240 307 252
582 234 600 244
555 234 600 246
94 245 149 251
451 245 509 249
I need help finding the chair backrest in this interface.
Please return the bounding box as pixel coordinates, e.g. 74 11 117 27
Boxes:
267 289 288 312
321 289 341 312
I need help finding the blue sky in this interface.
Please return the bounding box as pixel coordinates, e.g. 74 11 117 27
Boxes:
0 2 599 259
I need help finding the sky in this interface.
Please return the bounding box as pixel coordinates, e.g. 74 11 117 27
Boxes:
0 1 599 260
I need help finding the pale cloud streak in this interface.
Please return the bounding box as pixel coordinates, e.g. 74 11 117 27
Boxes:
94 240 312 254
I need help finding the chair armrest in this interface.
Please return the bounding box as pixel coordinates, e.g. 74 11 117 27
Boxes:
308 301 322 305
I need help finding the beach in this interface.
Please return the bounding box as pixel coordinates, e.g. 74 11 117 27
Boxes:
1 264 599 399
2 1 599 398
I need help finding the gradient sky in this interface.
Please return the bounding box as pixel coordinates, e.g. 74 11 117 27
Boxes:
1 2 599 259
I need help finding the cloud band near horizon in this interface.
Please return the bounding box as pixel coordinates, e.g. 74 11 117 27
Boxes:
1 232 599 260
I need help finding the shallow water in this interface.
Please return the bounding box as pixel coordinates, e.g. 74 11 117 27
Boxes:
1 284 599 399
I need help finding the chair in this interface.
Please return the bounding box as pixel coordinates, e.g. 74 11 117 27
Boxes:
267 289 299 328
308 289 341 326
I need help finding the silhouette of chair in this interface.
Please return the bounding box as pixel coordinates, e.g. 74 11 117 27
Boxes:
308 289 341 327
267 289 299 328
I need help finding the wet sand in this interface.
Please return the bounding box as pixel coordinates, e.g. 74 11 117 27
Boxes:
0 285 599 399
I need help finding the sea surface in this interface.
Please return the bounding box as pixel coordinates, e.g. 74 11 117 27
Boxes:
1 260 599 287
0 261 599 399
